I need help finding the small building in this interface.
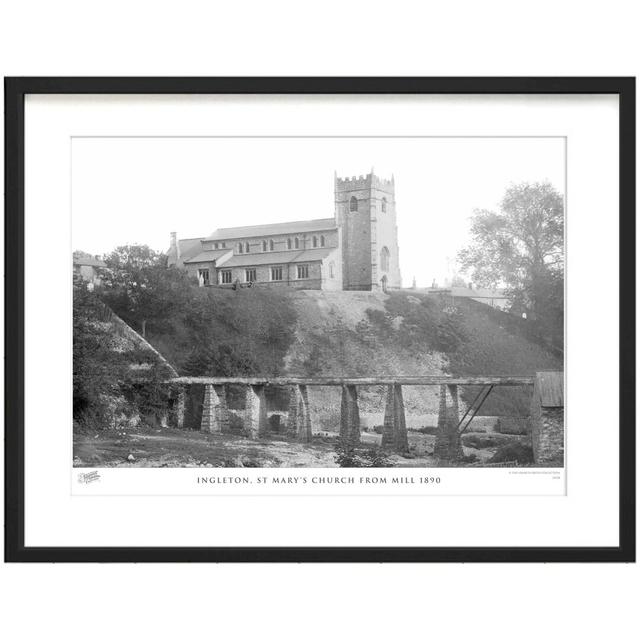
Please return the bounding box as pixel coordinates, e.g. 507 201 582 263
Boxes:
73 251 106 287
167 170 402 291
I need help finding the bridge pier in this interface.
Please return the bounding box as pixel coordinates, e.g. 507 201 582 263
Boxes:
200 384 229 433
286 385 313 443
340 384 361 443
245 384 268 439
531 371 564 465
434 384 463 461
175 387 185 429
382 384 409 453
167 386 185 429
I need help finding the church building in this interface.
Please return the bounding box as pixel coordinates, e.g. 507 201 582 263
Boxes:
167 171 402 292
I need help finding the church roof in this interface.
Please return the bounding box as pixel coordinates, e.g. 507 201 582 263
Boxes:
206 218 337 241
222 247 336 268
167 237 204 262
183 248 232 264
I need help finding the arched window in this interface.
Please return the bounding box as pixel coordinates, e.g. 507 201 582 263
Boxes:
262 240 267 252
329 262 335 279
380 246 390 272
320 235 325 247
287 238 292 250
312 236 317 248
381 197 387 213
269 239 274 251
294 237 300 249
245 242 250 253
238 242 243 254
349 196 358 212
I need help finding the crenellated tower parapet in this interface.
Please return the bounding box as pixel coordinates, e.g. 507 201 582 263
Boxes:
334 170 402 291
335 172 395 193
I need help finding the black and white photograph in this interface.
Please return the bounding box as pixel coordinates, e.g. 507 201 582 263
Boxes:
6 77 632 563
72 136 565 472
2 3 638 639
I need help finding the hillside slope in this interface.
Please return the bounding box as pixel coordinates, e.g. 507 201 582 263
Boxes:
283 290 562 422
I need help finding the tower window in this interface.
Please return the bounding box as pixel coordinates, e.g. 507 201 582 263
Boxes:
294 237 300 249
382 197 387 213
269 239 275 251
287 238 292 250
349 196 358 212
329 262 335 279
312 236 317 248
380 246 390 272
262 240 267 252
320 235 325 247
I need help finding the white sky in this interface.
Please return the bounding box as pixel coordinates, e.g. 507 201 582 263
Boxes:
72 136 565 287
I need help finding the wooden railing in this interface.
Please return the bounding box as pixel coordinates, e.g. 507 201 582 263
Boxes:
168 376 534 386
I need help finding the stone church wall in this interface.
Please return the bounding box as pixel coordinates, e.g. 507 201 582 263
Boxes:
218 261 325 289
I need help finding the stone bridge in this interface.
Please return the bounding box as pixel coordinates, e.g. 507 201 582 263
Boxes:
163 373 564 465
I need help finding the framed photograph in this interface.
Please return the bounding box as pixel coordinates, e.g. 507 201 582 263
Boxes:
4 77 635 562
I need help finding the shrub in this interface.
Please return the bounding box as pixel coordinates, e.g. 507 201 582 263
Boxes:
376 292 468 354
73 278 171 430
334 437 360 467
334 438 392 468
408 426 438 435
365 308 394 334
240 457 262 468
489 442 533 464
302 343 323 376
360 447 393 468
462 433 522 449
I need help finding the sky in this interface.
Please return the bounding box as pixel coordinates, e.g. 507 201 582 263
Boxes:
72 136 565 287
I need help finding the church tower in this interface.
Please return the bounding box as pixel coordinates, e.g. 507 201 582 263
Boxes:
334 170 402 291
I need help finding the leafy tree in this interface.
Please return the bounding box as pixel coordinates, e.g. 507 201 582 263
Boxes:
457 182 564 348
100 244 194 337
73 276 170 428
96 244 298 378
73 276 123 420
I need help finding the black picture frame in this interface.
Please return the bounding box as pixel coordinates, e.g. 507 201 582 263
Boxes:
4 77 635 563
